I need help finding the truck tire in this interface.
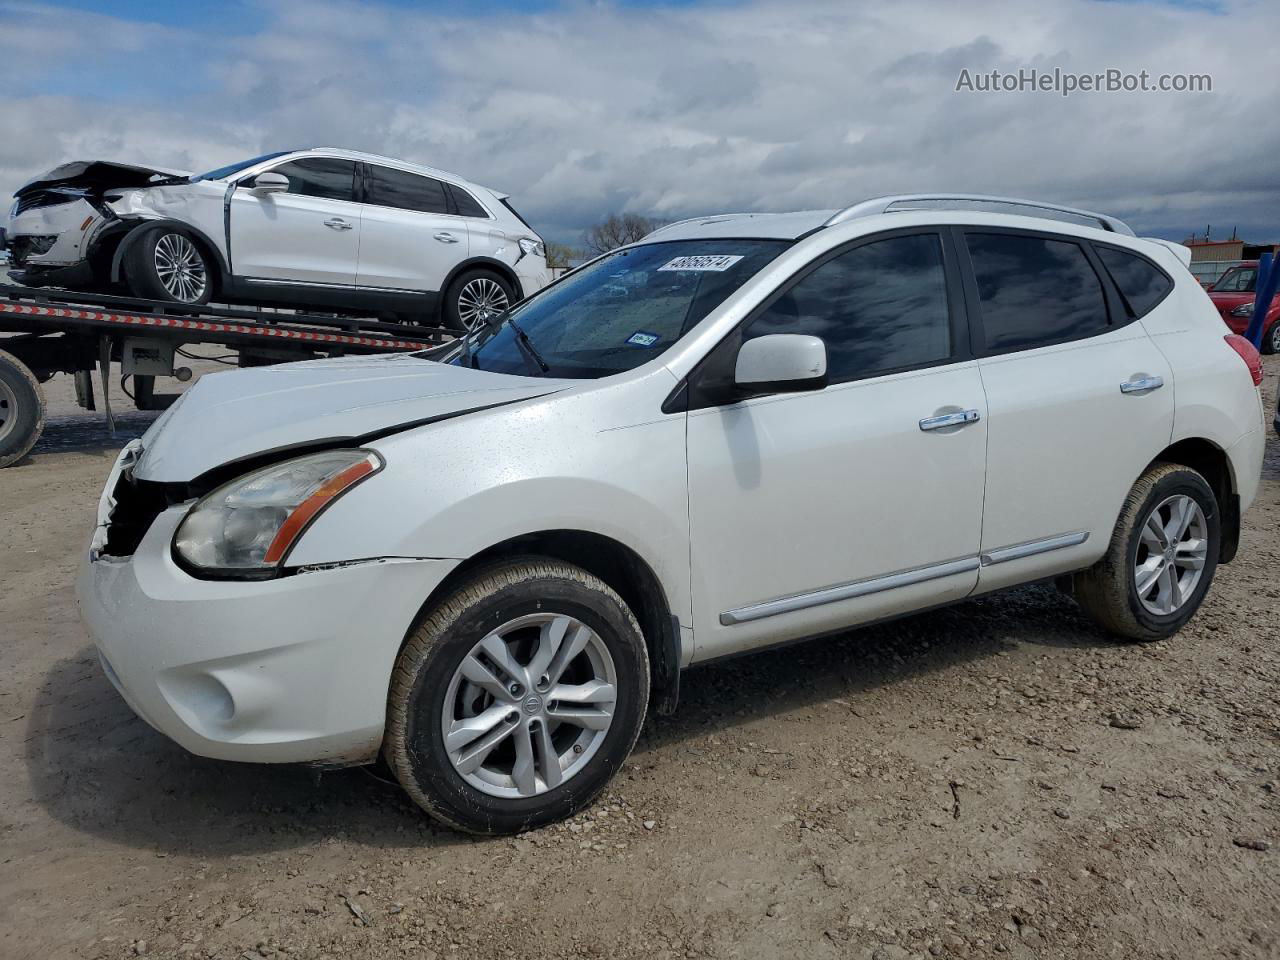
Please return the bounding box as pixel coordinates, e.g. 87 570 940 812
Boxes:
122 226 214 305
0 348 46 468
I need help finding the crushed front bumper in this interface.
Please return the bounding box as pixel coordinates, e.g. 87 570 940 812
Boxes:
76 500 459 766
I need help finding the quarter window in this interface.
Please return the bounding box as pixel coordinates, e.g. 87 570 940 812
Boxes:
449 185 489 218
744 233 953 383
1095 246 1174 318
366 165 450 214
269 158 358 203
966 233 1109 352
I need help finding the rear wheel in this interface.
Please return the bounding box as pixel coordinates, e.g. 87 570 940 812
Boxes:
385 559 650 834
442 269 514 334
123 226 213 305
1069 463 1219 641
0 349 45 468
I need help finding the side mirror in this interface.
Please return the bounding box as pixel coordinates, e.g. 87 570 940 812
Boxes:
250 172 289 194
734 334 828 394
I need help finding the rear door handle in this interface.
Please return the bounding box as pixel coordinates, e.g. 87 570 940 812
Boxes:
1120 375 1164 394
919 409 981 431
434 232 460 244
324 218 353 231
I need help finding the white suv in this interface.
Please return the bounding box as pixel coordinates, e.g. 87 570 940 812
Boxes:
4 148 550 330
77 195 1266 834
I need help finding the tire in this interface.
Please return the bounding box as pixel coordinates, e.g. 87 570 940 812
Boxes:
1263 320 1280 356
385 558 650 835
1069 462 1220 642
0 348 46 468
442 269 515 334
122 226 214 305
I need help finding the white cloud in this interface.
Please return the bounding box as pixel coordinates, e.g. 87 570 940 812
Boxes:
1 0 1276 244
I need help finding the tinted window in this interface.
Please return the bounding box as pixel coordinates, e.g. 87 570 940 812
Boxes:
449 185 489 218
367 165 449 214
966 233 1109 352
743 233 952 383
1096 246 1173 318
270 158 357 202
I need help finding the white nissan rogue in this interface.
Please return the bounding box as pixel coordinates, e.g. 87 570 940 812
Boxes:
4 148 550 331
77 195 1266 834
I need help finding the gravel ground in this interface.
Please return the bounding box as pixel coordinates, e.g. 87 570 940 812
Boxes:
1 359 1277 960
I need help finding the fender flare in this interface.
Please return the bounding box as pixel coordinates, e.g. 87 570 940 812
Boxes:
440 256 525 302
108 218 232 290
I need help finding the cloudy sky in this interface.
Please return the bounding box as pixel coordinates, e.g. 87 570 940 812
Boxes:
1 0 1276 245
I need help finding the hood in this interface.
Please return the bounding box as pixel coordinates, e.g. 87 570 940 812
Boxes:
15 160 191 198
1208 291 1254 311
134 354 571 483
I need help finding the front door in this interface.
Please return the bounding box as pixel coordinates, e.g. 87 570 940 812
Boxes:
228 156 362 285
685 231 989 660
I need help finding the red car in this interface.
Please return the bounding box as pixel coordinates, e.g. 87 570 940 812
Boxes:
1207 262 1280 354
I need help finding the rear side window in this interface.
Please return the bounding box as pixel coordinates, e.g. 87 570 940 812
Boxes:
744 233 953 383
271 158 358 202
1095 246 1173 318
448 185 489 218
966 233 1109 352
366 165 450 214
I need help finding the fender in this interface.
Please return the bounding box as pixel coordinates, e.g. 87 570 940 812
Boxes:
440 256 525 301
108 217 232 289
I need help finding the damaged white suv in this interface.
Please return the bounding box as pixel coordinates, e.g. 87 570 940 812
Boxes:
3 149 550 331
77 196 1266 834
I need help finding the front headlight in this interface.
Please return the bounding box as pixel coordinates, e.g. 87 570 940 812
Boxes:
1230 302 1255 317
174 449 381 576
518 237 545 259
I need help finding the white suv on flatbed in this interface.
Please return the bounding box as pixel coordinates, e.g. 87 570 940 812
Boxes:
4 148 550 330
77 195 1266 834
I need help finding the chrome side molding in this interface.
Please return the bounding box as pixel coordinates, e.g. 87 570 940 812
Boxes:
980 531 1089 566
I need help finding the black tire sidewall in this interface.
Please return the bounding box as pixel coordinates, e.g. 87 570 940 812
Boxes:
442 270 514 334
124 226 214 305
1265 321 1280 356
400 578 648 833
0 351 44 466
1121 470 1220 635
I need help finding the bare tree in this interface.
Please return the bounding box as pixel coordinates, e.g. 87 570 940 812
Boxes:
543 241 578 271
582 213 659 255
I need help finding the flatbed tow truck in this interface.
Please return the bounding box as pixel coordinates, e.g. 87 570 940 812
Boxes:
0 283 452 467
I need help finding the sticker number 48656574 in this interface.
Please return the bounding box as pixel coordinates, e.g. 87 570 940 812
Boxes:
657 255 744 272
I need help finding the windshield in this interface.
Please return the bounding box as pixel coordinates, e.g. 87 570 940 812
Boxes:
453 239 789 378
190 151 293 182
1211 266 1257 293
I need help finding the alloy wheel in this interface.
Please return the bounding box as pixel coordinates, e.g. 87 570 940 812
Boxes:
441 612 617 799
456 278 509 331
1270 323 1280 355
1133 493 1208 616
0 378 16 444
153 233 208 302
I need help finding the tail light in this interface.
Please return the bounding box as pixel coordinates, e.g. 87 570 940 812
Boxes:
1224 334 1263 386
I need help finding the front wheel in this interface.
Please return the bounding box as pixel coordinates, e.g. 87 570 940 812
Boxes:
1263 320 1280 356
384 559 650 834
122 226 213 305
442 269 514 334
1069 462 1220 641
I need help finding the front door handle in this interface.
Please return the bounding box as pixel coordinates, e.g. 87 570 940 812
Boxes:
324 218 353 231
1120 375 1164 394
434 232 460 243
919 409 981 431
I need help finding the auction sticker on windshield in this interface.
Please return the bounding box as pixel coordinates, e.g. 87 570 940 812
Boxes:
657 255 744 272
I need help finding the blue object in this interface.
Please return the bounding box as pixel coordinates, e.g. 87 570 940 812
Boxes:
1245 252 1278 348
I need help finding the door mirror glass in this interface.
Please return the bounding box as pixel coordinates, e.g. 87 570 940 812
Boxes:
734 334 828 393
251 172 289 194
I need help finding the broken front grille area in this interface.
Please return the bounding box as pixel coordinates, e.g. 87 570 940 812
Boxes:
15 190 80 216
7 235 57 266
102 470 187 559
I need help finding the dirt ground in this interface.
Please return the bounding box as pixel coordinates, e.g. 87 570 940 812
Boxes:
1 356 1277 960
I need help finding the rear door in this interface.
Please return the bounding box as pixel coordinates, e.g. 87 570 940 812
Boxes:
228 156 361 284
959 228 1175 592
355 164 469 293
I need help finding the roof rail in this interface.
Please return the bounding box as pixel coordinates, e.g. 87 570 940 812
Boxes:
823 194 1136 236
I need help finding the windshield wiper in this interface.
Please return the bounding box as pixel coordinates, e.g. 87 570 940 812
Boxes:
497 310 550 375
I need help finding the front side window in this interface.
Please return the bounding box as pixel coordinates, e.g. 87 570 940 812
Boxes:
1096 245 1173 318
269 158 358 203
1211 266 1257 293
366 165 450 214
966 233 1109 352
743 233 953 383
454 239 789 379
